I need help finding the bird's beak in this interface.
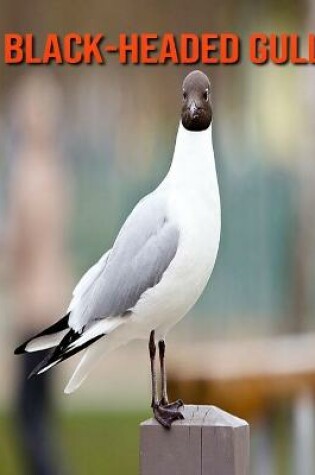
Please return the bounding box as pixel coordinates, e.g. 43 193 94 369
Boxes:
189 101 198 116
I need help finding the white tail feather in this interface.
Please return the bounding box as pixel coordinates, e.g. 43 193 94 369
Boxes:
25 330 68 352
64 335 124 394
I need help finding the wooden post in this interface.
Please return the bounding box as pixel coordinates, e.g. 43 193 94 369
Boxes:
140 405 249 475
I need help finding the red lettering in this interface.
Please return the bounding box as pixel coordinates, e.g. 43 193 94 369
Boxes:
5 33 23 63
83 34 104 64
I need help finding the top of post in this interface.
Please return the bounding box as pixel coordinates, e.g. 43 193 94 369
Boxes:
141 405 248 429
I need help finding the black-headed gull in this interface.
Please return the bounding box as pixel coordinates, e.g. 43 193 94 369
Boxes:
15 70 221 428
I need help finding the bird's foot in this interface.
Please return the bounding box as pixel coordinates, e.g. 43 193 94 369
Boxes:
152 401 184 429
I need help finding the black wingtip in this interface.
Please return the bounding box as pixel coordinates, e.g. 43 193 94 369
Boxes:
13 312 70 357
27 348 57 379
25 329 105 380
27 366 45 380
14 343 27 355
27 368 38 380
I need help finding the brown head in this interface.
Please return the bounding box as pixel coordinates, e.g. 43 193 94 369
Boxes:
181 70 212 132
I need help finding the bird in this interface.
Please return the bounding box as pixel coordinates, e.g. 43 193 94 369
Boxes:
14 70 221 429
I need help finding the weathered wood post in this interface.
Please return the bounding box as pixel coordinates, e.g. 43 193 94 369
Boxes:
140 405 249 475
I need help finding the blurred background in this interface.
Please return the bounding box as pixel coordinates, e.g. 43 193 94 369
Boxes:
1 0 315 474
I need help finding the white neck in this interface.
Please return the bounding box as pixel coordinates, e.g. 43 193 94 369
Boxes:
165 122 218 189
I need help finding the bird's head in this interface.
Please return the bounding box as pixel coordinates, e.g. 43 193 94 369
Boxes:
181 70 212 132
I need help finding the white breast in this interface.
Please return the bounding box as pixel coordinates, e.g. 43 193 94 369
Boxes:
130 122 221 339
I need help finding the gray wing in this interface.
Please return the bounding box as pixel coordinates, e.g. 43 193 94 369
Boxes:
69 191 179 330
67 250 111 313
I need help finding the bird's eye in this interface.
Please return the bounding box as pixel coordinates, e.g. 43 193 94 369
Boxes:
203 89 209 101
183 90 187 100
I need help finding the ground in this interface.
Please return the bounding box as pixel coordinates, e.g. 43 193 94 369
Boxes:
0 410 147 474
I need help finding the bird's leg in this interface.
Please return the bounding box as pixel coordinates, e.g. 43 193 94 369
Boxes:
158 339 169 405
149 330 158 408
158 339 184 411
149 331 184 429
